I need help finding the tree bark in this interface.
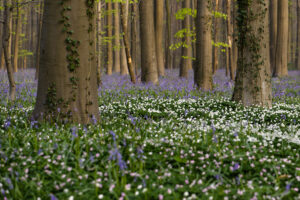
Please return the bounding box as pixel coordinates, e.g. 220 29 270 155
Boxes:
297 0 300 70
139 0 158 84
131 2 139 77
269 0 277 73
194 0 213 91
232 0 272 107
155 0 165 77
121 0 136 83
0 0 4 68
273 0 289 77
179 0 192 79
2 0 16 101
226 0 235 81
96 1 102 86
35 2 43 80
165 0 173 70
13 1 21 73
0 53 4 70
113 2 121 73
213 0 219 75
231 1 238 80
32 0 100 124
107 1 113 75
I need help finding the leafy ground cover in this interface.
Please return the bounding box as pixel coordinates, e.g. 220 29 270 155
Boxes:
0 69 299 200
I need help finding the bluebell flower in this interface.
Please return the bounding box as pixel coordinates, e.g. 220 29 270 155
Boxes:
109 146 127 171
109 130 116 141
71 126 78 138
6 178 13 190
233 162 240 171
4 119 11 129
50 194 58 200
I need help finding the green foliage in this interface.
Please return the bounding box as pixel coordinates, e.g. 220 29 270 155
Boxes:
212 41 230 52
18 49 33 57
175 8 196 20
212 11 227 20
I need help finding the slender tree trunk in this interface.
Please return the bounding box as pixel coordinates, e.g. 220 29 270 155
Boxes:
155 0 165 76
273 0 289 77
297 0 300 70
120 1 128 75
107 1 113 75
179 0 192 78
227 0 235 80
131 2 138 77
269 0 277 73
113 2 121 73
0 53 4 70
231 1 238 80
33 0 100 124
213 0 219 75
35 2 43 80
0 0 3 68
96 1 102 86
165 0 173 70
232 0 272 107
3 0 16 100
121 0 136 83
194 0 213 90
139 0 158 84
13 1 21 73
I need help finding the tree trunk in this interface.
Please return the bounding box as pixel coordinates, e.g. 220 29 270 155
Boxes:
32 0 100 124
113 2 121 73
107 1 113 75
227 0 235 81
231 1 238 80
0 0 4 68
269 0 277 73
35 2 43 80
120 40 128 75
213 0 219 75
194 0 213 91
139 0 158 84
165 0 173 70
2 0 16 101
273 0 289 77
179 0 192 78
120 1 128 76
96 1 102 86
155 0 165 76
131 2 138 77
297 0 300 70
232 0 272 107
13 1 21 73
121 0 136 83
0 53 4 70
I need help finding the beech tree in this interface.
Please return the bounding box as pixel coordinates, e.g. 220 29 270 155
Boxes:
107 0 113 75
121 0 136 83
273 0 289 77
297 0 300 70
179 0 192 78
2 0 16 100
232 0 272 107
269 0 277 73
155 0 165 77
113 1 121 73
139 0 158 84
194 0 213 91
32 0 100 124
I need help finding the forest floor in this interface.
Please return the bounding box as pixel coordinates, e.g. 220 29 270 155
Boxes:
0 69 299 200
